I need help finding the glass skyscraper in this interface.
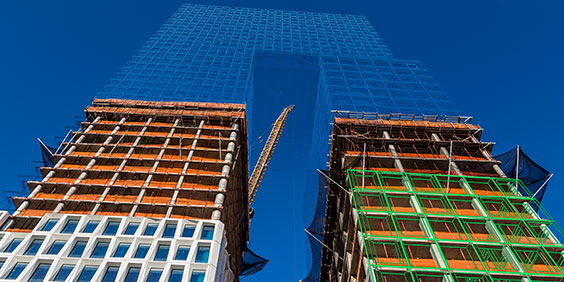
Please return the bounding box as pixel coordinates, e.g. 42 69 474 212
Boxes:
0 3 464 281
96 3 460 225
99 4 458 115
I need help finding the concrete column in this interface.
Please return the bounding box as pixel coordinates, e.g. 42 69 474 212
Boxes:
209 122 238 219
12 116 107 217
167 120 217 217
52 117 127 214
382 131 404 172
91 118 153 214
130 118 179 217
470 132 558 244
432 133 525 274
22 117 105 206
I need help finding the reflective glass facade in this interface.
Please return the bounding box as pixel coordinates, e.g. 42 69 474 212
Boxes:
98 4 458 116
95 4 461 222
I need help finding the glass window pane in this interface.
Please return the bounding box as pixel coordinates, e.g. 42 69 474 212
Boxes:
154 244 170 261
77 265 98 282
201 225 214 240
169 269 184 282
190 271 206 282
162 223 177 238
69 241 87 257
3 238 22 253
29 263 51 282
103 221 120 236
53 264 74 281
102 266 119 282
6 262 28 280
124 267 141 282
82 221 100 233
46 240 66 255
123 222 139 235
91 241 110 258
25 239 44 256
143 223 158 236
112 243 131 258
62 219 79 234
195 245 210 263
175 245 190 260
134 244 150 259
182 225 195 237
41 219 58 231
146 269 163 282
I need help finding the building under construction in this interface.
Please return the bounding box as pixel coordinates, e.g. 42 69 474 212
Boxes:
320 111 564 281
0 99 249 281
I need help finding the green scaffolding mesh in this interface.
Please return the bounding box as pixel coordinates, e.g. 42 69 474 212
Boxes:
347 169 564 281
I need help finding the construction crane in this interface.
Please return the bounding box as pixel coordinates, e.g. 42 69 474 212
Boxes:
248 105 295 205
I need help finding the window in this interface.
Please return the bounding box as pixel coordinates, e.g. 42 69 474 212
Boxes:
143 223 158 236
53 264 74 281
25 239 44 255
103 221 120 235
69 240 88 257
195 245 210 263
112 243 130 258
146 268 163 281
46 240 66 255
77 265 98 282
102 266 119 282
41 219 58 231
29 263 51 282
62 219 79 234
169 269 184 281
162 223 177 238
175 245 190 260
123 222 140 235
91 241 110 258
82 220 99 233
134 244 150 259
154 244 170 261
190 271 206 282
201 225 214 240
182 225 196 237
5 262 27 280
124 266 141 282
3 238 22 253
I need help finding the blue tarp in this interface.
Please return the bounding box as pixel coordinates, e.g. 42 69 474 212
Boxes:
302 170 328 282
240 247 269 277
39 140 58 168
494 146 552 210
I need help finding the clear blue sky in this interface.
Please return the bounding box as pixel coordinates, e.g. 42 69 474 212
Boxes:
1 1 563 281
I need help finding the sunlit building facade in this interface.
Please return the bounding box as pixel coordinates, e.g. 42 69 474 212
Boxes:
0 100 248 281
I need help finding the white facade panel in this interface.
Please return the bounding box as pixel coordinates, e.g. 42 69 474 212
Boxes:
0 212 233 282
